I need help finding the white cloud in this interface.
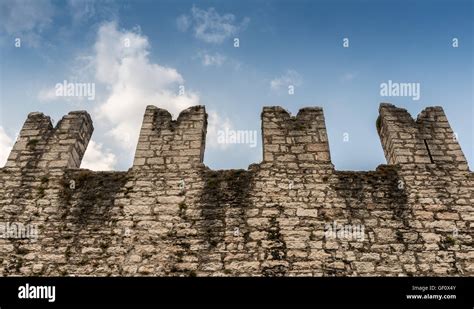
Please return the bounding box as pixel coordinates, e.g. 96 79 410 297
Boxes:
0 0 54 46
92 22 200 150
198 51 226 67
0 127 14 167
270 69 303 91
36 21 233 169
80 140 117 171
177 6 249 44
206 111 233 150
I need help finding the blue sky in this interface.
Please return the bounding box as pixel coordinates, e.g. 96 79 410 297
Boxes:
0 0 472 171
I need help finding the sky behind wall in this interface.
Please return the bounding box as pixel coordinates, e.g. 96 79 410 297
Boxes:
0 0 472 171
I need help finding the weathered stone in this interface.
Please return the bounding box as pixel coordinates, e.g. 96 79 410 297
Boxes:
0 103 471 278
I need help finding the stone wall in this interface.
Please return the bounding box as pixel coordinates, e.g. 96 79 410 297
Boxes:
0 103 472 276
133 105 207 170
261 106 330 163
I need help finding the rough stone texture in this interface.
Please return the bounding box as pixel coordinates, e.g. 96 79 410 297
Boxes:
5 111 93 170
0 103 472 277
133 105 207 170
262 106 330 163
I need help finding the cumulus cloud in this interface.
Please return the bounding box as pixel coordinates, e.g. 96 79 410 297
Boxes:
36 21 232 169
0 0 54 46
80 140 117 171
206 111 234 150
0 127 14 167
35 21 233 169
93 22 200 149
177 6 249 44
198 51 226 67
270 69 303 91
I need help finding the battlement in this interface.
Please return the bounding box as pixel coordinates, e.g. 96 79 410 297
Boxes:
0 103 472 277
133 105 207 170
5 111 93 170
377 103 468 170
5 103 469 173
261 106 331 164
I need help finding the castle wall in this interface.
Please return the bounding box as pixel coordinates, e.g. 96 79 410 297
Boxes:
5 111 93 170
0 104 472 276
261 106 331 164
133 105 207 170
377 103 468 170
